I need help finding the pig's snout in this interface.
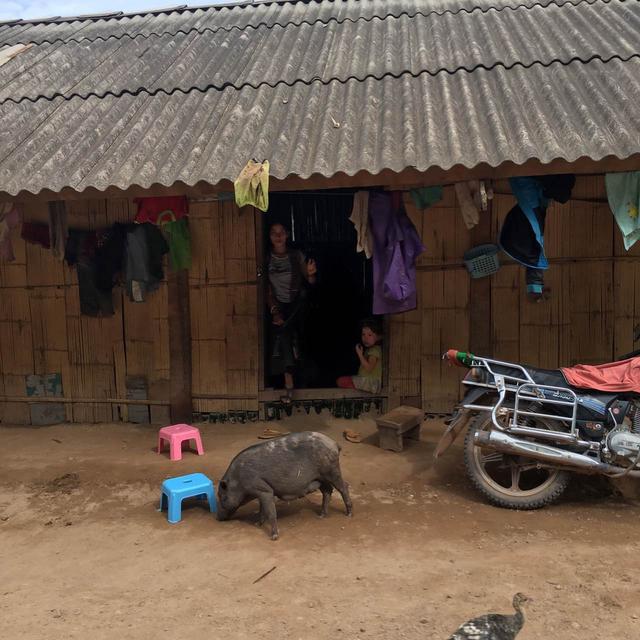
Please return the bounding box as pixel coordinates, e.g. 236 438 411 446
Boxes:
216 508 229 521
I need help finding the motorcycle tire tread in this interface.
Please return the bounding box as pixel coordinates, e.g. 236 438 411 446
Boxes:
463 415 572 510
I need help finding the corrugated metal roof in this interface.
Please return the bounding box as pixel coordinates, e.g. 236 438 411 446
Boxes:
1 57 638 196
1 0 636 104
0 0 638 196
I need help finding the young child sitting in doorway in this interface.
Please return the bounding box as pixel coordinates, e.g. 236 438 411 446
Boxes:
337 318 383 394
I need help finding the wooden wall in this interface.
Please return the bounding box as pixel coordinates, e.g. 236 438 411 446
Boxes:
0 197 259 424
189 200 259 415
389 175 640 413
1 175 636 423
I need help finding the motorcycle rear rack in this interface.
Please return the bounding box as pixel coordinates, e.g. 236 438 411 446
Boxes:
460 356 581 441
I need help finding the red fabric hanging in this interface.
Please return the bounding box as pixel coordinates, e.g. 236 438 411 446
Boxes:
134 196 188 225
562 357 640 393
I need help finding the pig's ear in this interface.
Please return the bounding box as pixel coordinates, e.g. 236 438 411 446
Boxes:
219 480 227 490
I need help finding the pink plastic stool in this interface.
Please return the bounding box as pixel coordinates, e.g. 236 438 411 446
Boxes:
157 424 204 461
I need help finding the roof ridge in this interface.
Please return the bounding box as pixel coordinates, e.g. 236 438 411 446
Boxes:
2 52 636 107
0 0 609 40
1 0 622 49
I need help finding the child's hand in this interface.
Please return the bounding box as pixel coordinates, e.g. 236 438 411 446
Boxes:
272 313 284 326
355 344 364 358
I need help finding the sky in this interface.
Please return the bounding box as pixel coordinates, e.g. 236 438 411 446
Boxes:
0 1 236 21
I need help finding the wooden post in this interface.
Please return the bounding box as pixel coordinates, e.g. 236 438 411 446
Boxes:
468 192 493 358
168 269 192 423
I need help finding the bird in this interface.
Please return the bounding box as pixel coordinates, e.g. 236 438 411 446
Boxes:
446 593 531 639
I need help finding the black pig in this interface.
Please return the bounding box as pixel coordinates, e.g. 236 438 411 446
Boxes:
216 431 352 539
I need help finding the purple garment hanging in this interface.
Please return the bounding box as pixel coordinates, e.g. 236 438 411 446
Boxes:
369 192 426 315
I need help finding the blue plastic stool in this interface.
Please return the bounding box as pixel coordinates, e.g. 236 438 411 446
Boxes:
159 473 217 524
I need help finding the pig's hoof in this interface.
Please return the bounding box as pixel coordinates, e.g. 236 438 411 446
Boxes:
318 511 328 519
271 533 279 541
346 510 353 518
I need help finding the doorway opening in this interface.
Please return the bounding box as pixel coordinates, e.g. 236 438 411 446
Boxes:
262 190 375 392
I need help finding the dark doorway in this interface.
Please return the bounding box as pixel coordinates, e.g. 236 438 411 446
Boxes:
263 191 373 389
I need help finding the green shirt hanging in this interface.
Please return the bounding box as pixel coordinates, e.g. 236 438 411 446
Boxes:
163 217 192 271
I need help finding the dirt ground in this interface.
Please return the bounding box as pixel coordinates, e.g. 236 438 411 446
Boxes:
1 412 640 639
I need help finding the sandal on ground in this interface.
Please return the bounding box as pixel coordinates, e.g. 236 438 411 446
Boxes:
343 429 362 444
258 428 290 440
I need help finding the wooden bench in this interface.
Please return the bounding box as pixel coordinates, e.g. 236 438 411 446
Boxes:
375 405 424 452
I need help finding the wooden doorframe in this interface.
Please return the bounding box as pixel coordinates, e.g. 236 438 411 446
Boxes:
254 194 387 407
255 207 267 393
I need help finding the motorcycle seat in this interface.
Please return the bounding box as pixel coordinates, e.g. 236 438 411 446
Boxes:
490 363 569 388
491 363 620 405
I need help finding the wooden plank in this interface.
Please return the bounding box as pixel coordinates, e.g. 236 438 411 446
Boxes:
255 208 266 392
1 374 31 423
467 188 493 357
0 232 27 287
168 269 192 422
192 339 227 396
490 265 520 363
0 319 33 374
68 363 116 422
188 201 226 284
190 285 226 341
113 339 129 422
419 189 470 412
26 242 65 287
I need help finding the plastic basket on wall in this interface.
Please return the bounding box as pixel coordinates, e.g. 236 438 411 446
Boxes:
463 244 500 279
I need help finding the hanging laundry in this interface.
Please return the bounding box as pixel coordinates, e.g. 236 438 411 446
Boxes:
76 260 115 317
21 222 51 249
0 203 21 261
369 191 426 315
525 267 545 297
163 218 192 271
234 159 270 212
65 229 114 317
500 176 549 270
48 201 68 261
124 223 169 302
605 171 640 250
135 196 191 271
348 191 373 259
500 175 575 297
538 174 575 204
94 223 128 292
134 196 188 225
409 186 443 210
453 181 493 230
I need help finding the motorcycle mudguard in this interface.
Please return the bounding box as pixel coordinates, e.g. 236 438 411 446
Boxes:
434 386 491 459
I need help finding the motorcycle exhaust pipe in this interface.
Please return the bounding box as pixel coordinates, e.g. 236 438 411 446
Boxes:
474 429 640 477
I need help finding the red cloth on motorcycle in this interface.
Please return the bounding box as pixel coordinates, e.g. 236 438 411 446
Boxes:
562 357 640 393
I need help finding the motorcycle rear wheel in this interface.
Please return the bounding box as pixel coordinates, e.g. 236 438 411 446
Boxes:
463 414 571 509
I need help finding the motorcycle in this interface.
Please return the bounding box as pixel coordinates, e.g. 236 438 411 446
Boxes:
435 349 640 509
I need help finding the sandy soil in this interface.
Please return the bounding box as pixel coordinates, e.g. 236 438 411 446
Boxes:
1 412 640 639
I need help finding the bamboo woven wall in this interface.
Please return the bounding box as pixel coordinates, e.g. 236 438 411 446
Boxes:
1 175 632 423
189 200 259 414
0 198 170 424
405 175 637 413
0 196 261 425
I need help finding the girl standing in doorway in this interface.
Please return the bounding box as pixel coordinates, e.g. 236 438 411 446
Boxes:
266 223 317 403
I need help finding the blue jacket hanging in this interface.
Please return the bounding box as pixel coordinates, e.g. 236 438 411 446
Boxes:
499 175 575 296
